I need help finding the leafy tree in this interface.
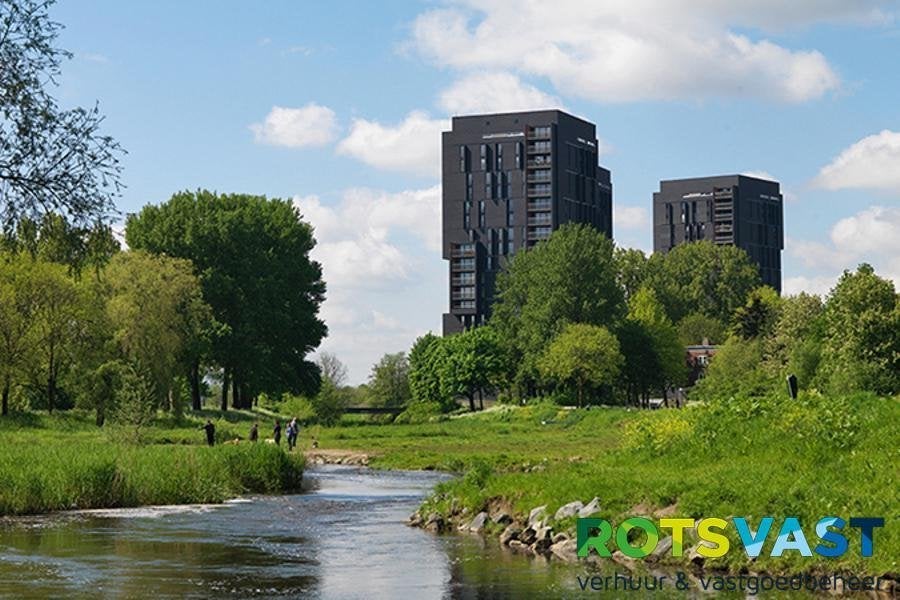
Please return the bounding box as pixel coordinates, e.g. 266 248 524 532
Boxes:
440 326 509 411
104 251 215 410
731 286 783 340
627 286 686 404
677 312 726 346
616 320 661 407
646 241 761 323
310 378 347 426
0 0 123 230
538 323 623 407
818 264 899 395
126 190 326 409
368 352 411 409
0 252 41 414
492 224 624 388
408 332 451 409
763 292 824 387
614 247 649 302
110 363 157 444
80 360 126 427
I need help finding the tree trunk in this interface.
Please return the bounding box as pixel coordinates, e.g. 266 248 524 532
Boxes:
478 389 484 410
467 392 475 412
220 369 230 411
190 361 201 411
47 374 56 414
232 376 241 410
1 378 9 416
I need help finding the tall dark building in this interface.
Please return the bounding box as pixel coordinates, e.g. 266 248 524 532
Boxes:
652 174 784 292
442 110 613 335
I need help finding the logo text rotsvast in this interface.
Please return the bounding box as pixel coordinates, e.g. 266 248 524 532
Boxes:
576 517 885 559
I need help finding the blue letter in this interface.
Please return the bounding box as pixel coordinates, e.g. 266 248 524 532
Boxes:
771 517 812 557
814 517 848 558
849 517 884 557
734 517 773 558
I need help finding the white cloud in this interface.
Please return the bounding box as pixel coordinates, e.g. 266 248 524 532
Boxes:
614 205 650 230
295 186 444 383
787 205 900 294
250 103 338 148
407 2 893 103
293 186 441 290
814 130 900 192
783 275 838 297
337 111 448 178
439 71 563 114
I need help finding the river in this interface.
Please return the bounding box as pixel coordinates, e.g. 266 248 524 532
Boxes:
0 465 805 599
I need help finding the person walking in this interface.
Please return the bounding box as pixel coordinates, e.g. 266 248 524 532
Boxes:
287 417 300 451
202 420 215 447
249 422 259 442
273 420 282 446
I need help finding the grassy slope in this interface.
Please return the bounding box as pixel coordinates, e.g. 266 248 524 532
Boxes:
313 397 899 576
0 410 304 515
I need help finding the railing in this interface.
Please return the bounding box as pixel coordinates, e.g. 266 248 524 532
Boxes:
528 216 552 226
527 202 552 211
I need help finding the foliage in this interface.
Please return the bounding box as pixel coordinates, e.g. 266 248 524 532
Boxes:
317 352 348 387
440 326 509 411
368 352 411 408
538 323 623 407
492 224 624 385
730 286 782 339
126 190 327 407
408 333 450 409
645 241 761 323
393 401 445 425
309 378 348 426
691 336 775 401
627 286 686 392
817 264 899 395
677 312 726 346
616 320 661 406
0 0 123 230
613 247 648 302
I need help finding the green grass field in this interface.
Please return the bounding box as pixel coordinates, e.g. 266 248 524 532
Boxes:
313 393 899 576
0 410 304 515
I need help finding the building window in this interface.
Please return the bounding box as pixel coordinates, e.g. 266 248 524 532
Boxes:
506 200 514 227
466 173 473 202
463 200 471 229
505 172 512 199
480 144 491 171
506 227 514 254
459 145 469 172
478 200 485 228
495 143 503 170
516 142 523 169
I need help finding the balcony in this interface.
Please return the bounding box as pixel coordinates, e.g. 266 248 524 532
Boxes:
527 185 552 197
527 200 552 211
528 227 552 240
528 215 552 226
451 259 476 272
527 171 551 183
527 142 552 154
526 158 552 168
451 275 475 286
530 126 551 139
450 244 476 258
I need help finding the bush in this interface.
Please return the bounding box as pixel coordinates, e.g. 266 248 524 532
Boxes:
393 401 444 424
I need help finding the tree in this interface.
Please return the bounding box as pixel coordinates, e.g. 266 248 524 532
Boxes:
616 320 661 407
0 0 123 230
818 264 899 395
538 323 623 407
492 224 624 389
104 251 215 411
646 241 761 324
408 332 451 409
614 247 649 302
126 191 327 409
0 252 41 414
310 377 348 426
317 352 348 388
439 326 509 411
677 312 726 346
368 352 411 409
764 292 824 387
730 286 782 340
627 286 686 405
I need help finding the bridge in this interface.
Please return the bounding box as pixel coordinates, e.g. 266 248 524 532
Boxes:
342 406 404 415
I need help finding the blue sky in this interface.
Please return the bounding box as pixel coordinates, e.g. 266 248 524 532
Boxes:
55 1 900 383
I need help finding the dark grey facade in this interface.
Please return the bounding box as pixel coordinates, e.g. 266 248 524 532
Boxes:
442 110 613 335
652 174 784 292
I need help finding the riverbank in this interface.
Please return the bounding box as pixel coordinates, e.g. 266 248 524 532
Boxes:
311 392 899 582
0 411 304 515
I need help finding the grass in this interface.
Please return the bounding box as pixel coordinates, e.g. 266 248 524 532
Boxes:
312 393 899 576
0 409 304 515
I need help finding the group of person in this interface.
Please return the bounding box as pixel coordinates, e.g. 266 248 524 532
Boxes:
202 417 301 450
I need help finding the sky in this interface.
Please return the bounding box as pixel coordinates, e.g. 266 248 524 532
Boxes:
53 1 900 384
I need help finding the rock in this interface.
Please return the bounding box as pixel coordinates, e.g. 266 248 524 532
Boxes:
493 512 513 526
499 525 521 546
408 512 423 527
554 501 584 521
551 532 569 544
424 513 445 534
611 550 637 570
528 505 547 527
686 542 711 567
533 526 554 554
519 526 538 546
550 538 578 562
653 503 678 518
466 511 490 533
578 497 601 518
508 540 531 554
646 536 672 563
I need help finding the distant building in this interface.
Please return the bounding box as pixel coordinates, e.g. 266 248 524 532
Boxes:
652 174 784 293
686 342 718 386
442 110 613 334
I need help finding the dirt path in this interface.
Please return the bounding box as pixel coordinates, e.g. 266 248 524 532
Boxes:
303 448 371 466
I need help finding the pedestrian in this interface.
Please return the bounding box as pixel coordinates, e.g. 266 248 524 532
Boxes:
287 417 299 450
202 419 215 447
273 420 282 446
249 422 259 442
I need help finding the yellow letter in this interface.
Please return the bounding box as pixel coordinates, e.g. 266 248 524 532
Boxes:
697 518 730 558
659 518 694 557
